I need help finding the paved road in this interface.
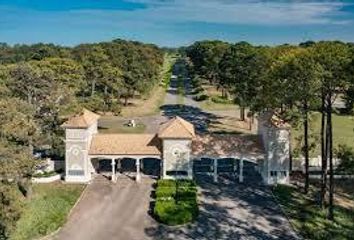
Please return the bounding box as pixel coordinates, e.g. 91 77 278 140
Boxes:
55 176 158 240
55 176 299 240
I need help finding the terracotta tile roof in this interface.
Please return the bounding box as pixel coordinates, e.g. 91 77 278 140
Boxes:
192 134 265 159
158 116 195 139
89 134 161 156
62 109 100 129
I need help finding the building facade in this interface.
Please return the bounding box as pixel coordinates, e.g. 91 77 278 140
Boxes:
62 109 291 185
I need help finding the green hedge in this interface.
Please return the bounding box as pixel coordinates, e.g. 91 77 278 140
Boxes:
176 187 197 200
32 171 58 178
157 179 176 188
154 199 198 225
154 180 199 226
156 187 176 199
177 179 197 188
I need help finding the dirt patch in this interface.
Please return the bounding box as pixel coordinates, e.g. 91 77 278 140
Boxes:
121 86 166 117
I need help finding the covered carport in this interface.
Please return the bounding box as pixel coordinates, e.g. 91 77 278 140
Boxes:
192 134 265 183
88 134 162 182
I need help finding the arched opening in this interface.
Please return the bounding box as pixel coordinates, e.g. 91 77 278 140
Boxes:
118 158 137 173
193 157 213 174
141 158 161 178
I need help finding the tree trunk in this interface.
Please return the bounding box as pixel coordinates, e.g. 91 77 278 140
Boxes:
240 107 245 121
320 93 327 208
91 80 96 96
303 102 310 194
103 85 108 114
327 95 334 220
27 92 33 105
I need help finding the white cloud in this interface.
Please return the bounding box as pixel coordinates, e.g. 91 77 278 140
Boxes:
119 0 351 25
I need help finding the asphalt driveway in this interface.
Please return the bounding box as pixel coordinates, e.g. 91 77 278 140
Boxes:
55 175 299 240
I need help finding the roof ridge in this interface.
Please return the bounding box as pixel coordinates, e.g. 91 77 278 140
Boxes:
158 116 195 139
175 117 194 136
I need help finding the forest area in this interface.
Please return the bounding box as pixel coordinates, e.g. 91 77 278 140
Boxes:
184 40 354 226
0 39 164 238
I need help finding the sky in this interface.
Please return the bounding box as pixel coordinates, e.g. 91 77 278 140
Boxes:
1 0 354 47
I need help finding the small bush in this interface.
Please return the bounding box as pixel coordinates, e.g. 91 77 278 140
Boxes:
176 187 197 200
178 199 199 219
32 171 58 178
109 101 122 115
154 199 197 225
336 145 354 174
157 179 176 188
155 187 176 199
177 179 197 188
153 179 199 226
191 76 201 88
191 86 204 95
211 96 233 104
193 93 209 102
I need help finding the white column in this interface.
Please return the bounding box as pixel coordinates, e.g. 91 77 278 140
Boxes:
239 158 244 183
117 159 121 175
188 155 193 179
162 158 166 179
136 158 141 182
213 159 218 183
111 158 116 182
233 158 237 180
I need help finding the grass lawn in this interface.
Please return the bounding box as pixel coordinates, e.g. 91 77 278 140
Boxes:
292 113 354 157
273 183 354 240
199 100 237 111
120 86 167 117
11 183 85 240
196 85 236 111
98 116 146 134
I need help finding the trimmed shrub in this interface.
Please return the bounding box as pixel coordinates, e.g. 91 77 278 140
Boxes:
155 187 176 199
177 179 197 188
32 171 58 178
178 199 199 219
154 199 197 225
153 179 199 226
176 187 197 200
157 179 176 188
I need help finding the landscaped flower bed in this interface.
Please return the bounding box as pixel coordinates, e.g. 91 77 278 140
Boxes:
153 179 198 225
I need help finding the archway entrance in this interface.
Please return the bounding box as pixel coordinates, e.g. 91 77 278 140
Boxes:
141 158 161 179
193 157 261 184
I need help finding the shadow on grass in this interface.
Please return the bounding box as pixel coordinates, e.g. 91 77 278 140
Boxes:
273 184 354 240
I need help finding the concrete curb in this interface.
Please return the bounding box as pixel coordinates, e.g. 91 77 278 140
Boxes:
37 183 88 240
270 186 303 240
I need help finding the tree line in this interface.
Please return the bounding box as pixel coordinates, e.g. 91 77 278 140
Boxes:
185 40 354 220
0 39 163 238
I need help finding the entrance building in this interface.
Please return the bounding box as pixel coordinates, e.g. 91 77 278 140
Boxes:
62 109 291 185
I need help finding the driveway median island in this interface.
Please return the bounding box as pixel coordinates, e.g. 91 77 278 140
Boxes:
153 179 199 226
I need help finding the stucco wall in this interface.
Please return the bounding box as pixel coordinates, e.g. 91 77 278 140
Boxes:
65 125 97 183
162 139 192 178
259 114 290 185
